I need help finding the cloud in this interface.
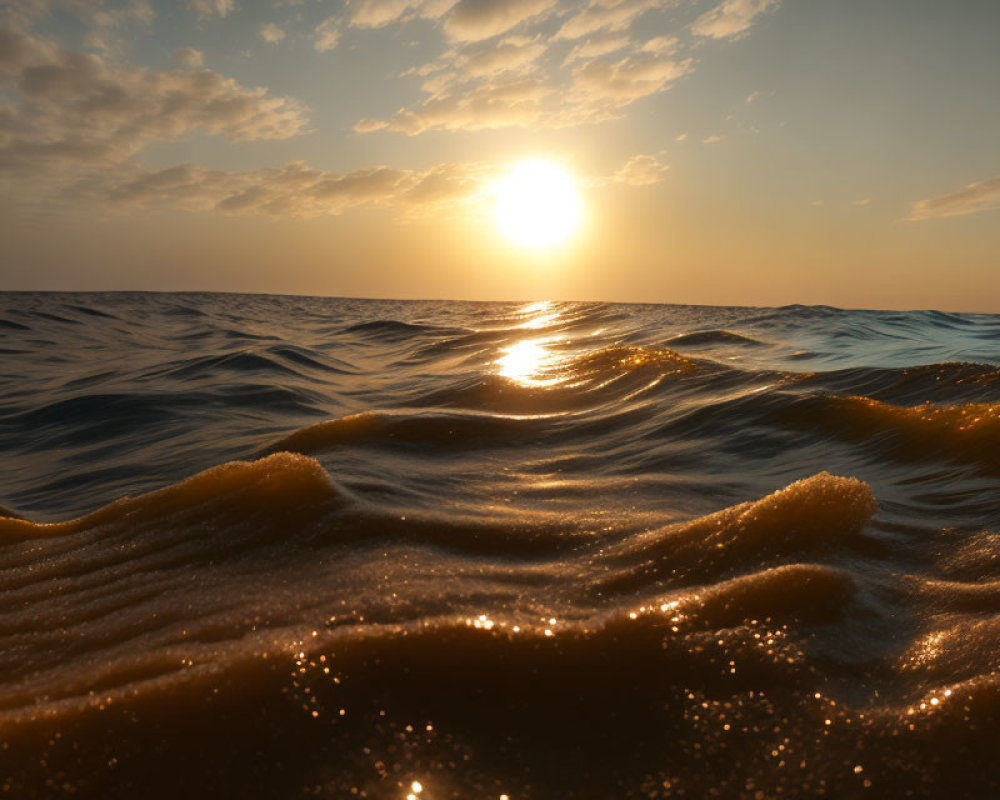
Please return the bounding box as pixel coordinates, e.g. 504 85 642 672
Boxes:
348 0 778 136
0 25 57 76
313 17 341 51
640 35 677 53
908 175 1000 221
67 159 497 219
614 154 669 185
562 32 630 65
461 35 546 76
1 0 155 51
556 0 669 40
691 0 779 40
80 0 155 50
190 0 233 19
570 51 694 108
58 153 675 219
173 46 205 67
259 22 286 43
0 27 309 176
349 0 458 28
701 133 724 143
443 0 556 41
0 1 45 31
359 39 693 133
355 77 550 134
411 35 546 92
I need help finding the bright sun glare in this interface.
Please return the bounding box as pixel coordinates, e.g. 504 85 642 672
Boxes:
494 160 582 247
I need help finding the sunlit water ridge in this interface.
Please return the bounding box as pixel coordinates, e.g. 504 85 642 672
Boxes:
1 293 1000 799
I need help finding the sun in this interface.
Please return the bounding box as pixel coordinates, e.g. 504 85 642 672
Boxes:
493 160 582 247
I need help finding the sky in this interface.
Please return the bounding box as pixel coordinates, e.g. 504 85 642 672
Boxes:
1 0 999 310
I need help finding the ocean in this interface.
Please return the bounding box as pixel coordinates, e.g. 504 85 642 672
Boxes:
1 292 998 799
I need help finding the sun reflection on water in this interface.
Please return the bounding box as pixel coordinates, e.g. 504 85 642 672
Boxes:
516 300 560 330
495 302 575 385
497 340 550 384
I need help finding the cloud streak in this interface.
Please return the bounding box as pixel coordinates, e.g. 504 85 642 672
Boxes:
350 0 787 136
259 23 285 43
443 0 556 41
348 0 458 28
355 77 551 134
53 153 665 220
556 0 673 40
909 175 1000 221
356 34 693 134
173 46 204 67
190 0 233 20
691 0 779 40
313 17 341 51
77 160 496 219
613 153 669 185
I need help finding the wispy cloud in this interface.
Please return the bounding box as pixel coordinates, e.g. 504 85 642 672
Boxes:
1 0 155 51
59 153 671 218
349 0 785 136
556 0 672 40
908 175 1000 221
349 0 458 29
355 43 693 135
444 0 556 41
0 27 309 176
691 0 779 40
570 51 694 109
562 32 630 65
70 160 496 219
355 77 551 134
313 17 341 51
190 0 233 20
614 154 669 185
172 46 204 67
461 35 546 76
259 23 286 43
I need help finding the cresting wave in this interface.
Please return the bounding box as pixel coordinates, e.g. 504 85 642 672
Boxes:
0 459 870 717
1 293 999 798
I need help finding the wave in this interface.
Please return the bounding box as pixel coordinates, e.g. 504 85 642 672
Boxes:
0 447 994 798
667 329 766 347
261 411 545 455
805 361 1000 404
569 344 700 376
339 319 468 340
594 472 876 592
776 396 1000 470
0 452 345 545
3 293 1000 798
0 461 988 799
140 347 356 382
64 303 118 320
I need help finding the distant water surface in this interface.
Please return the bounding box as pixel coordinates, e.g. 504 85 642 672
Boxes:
1 293 999 798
